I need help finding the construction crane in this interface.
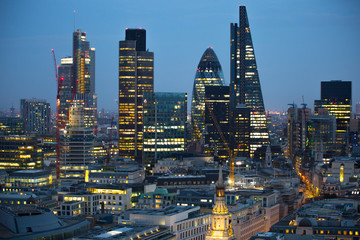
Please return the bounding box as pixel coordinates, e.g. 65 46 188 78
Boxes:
204 99 239 187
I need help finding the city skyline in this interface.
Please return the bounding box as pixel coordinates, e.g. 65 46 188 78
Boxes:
1 0 360 113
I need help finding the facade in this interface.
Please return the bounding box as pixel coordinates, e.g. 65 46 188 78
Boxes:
72 30 97 131
20 98 50 135
204 86 230 161
137 188 177 209
60 103 95 179
5 170 53 188
0 135 43 170
206 166 234 240
314 80 352 146
191 48 225 143
230 6 269 157
118 28 154 164
62 192 100 216
143 92 187 172
231 104 251 158
0 117 24 135
58 57 74 127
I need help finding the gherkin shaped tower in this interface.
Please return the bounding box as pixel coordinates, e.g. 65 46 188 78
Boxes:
230 6 269 157
191 48 225 142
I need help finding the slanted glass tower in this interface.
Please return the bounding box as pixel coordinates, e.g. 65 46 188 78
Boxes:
191 48 225 143
230 6 269 157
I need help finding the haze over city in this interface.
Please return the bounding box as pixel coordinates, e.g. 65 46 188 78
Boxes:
1 0 359 112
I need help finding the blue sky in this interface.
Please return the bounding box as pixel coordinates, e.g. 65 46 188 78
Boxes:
0 0 359 113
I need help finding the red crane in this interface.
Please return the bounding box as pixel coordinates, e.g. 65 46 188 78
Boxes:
52 49 63 179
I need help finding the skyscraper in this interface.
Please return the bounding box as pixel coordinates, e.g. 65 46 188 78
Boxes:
143 92 187 172
20 99 51 135
314 80 352 146
118 28 154 164
60 102 95 179
204 86 230 161
58 30 97 132
191 48 225 144
230 6 269 157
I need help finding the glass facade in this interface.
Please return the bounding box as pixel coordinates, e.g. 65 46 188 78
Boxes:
204 86 230 161
143 92 187 172
230 6 269 157
118 29 154 164
191 48 225 143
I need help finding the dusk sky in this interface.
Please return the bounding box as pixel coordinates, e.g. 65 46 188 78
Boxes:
0 0 359 113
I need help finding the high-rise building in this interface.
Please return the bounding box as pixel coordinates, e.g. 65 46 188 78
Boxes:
231 104 250 158
356 102 360 115
20 99 51 135
206 166 234 240
58 57 73 128
191 48 225 144
204 86 230 161
0 135 43 170
230 6 269 157
72 30 97 132
60 102 95 179
314 80 352 146
118 28 154 164
143 92 187 172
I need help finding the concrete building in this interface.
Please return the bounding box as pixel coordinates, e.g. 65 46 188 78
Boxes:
20 98 51 135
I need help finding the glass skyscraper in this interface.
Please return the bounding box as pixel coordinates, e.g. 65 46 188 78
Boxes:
230 6 269 157
191 47 225 143
118 29 154 164
143 92 187 172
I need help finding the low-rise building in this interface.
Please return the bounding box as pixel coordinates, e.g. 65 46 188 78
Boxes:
5 170 54 188
138 188 177 209
59 201 84 216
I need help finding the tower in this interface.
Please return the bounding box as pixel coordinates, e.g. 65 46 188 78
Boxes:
20 98 51 135
72 30 97 132
118 28 154 164
191 48 225 144
265 145 272 167
60 102 95 179
206 165 234 240
230 6 269 157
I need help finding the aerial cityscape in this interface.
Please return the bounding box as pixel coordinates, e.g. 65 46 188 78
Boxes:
0 1 359 240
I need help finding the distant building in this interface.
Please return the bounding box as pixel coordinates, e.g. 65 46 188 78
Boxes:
230 6 269 157
191 47 225 143
143 92 187 172
314 80 352 146
231 104 251 158
137 188 177 209
20 98 50 135
0 135 43 170
0 117 23 135
118 28 154 163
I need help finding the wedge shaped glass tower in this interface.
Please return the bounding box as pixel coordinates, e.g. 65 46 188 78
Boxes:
191 48 225 143
230 6 269 157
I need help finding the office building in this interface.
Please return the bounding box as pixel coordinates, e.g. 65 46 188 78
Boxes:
20 98 50 135
314 80 352 146
0 117 24 135
230 6 269 157
72 30 97 132
204 86 230 161
0 135 43 170
191 47 225 143
118 28 154 164
5 170 53 188
60 102 95 179
58 57 73 128
143 92 187 172
231 104 251 158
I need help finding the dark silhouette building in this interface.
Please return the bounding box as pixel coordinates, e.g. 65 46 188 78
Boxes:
230 6 269 157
